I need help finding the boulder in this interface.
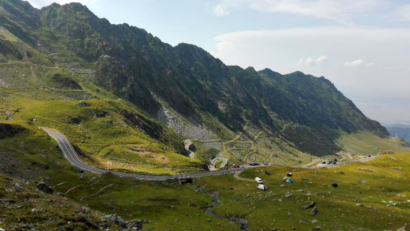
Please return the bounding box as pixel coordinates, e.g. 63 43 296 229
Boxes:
240 219 248 231
126 219 142 230
107 214 117 223
116 216 126 227
302 202 316 209
188 143 197 152
14 182 24 191
106 214 131 228
37 183 53 194
310 207 318 216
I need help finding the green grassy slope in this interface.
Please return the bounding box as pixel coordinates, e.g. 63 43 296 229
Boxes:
11 139 409 231
0 96 201 175
336 131 410 156
197 152 410 230
2 120 409 230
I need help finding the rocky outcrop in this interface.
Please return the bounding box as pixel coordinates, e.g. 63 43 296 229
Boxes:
1 174 144 230
188 143 197 152
0 123 25 139
36 182 53 194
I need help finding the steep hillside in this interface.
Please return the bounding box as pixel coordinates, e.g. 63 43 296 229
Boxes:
0 174 131 230
0 0 405 172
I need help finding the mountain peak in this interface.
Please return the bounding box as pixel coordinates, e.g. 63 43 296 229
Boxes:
0 0 390 158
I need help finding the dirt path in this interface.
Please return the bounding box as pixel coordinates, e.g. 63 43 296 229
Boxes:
80 184 113 201
302 158 322 168
233 172 254 182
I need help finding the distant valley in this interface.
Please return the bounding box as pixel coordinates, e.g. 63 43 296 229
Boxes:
385 124 410 143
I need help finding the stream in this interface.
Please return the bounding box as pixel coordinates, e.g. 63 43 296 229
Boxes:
205 193 249 231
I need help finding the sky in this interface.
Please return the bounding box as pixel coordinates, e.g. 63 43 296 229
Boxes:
27 0 410 125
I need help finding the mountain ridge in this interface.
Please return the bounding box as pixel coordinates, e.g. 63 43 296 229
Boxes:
0 0 398 170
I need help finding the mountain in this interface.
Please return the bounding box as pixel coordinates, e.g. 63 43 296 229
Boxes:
385 124 410 143
0 0 405 174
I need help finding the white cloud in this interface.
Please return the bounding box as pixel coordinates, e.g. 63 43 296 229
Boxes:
397 4 410 21
344 59 363 67
214 27 410 42
213 0 387 22
213 4 230 17
212 27 410 68
210 40 239 65
343 59 374 68
210 27 410 115
295 56 327 66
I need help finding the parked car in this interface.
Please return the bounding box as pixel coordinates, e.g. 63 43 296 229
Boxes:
257 184 267 191
249 163 260 166
255 177 263 184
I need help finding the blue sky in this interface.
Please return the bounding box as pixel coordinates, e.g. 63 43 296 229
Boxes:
27 0 410 125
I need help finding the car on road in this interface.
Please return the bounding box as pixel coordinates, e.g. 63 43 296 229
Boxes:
255 177 263 184
257 184 267 191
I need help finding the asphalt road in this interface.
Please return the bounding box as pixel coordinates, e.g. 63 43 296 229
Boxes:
42 128 245 181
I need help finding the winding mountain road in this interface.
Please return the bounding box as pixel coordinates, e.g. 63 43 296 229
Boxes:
42 128 245 181
209 157 228 171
